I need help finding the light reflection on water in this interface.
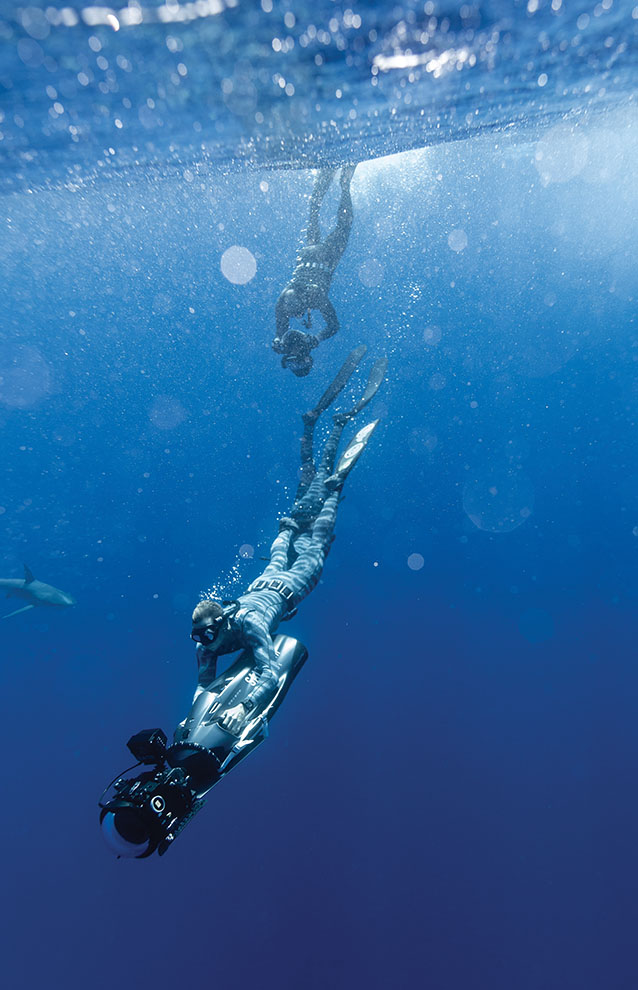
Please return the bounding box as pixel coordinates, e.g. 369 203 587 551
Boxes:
0 1 637 189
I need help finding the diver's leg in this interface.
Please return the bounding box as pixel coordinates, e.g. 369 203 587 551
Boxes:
291 472 327 525
322 166 355 267
283 494 340 602
261 529 295 575
317 418 348 476
291 432 343 523
293 409 378 524
295 413 318 500
299 405 378 512
293 417 346 523
319 357 386 487
283 533 328 602
311 492 339 547
297 354 386 507
306 168 336 245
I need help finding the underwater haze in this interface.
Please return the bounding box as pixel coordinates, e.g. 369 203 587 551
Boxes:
1 2 638 989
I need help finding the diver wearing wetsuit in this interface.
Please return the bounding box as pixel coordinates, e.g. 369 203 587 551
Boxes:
192 499 337 734
191 347 386 736
273 165 356 377
98 349 386 859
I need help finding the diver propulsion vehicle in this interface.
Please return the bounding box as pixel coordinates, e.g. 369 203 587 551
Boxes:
100 634 307 858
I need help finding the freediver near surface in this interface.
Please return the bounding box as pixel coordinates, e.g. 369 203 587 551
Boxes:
273 165 356 377
99 346 387 858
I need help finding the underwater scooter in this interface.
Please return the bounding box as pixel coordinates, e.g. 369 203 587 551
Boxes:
99 634 307 858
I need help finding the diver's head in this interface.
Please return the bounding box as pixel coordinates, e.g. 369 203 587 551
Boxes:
282 353 313 377
191 599 225 645
282 287 304 316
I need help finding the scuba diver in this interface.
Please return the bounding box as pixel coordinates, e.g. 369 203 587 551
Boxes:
100 346 387 859
273 165 356 377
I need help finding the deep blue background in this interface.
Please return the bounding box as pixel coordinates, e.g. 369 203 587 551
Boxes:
1 123 637 989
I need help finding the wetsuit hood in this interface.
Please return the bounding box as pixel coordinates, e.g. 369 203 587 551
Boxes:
282 353 313 376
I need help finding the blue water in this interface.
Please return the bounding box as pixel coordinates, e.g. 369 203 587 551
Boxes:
1 2 638 988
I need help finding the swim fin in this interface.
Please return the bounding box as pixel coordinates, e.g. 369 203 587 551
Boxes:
325 420 379 489
339 355 387 420
304 344 367 422
297 349 386 502
297 345 369 499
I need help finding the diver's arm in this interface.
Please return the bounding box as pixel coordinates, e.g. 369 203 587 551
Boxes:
316 298 339 341
241 615 278 709
195 642 219 690
218 615 278 733
274 294 290 347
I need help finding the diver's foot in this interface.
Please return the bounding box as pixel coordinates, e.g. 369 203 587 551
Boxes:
293 520 313 535
288 505 315 531
324 473 345 492
333 412 351 427
279 516 301 534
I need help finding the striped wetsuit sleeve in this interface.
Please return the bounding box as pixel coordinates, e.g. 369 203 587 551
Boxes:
240 612 278 710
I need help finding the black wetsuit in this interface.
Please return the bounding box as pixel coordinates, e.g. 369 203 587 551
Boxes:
273 167 355 364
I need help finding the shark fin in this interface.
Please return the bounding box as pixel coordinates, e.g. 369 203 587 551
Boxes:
23 564 35 584
3 604 35 619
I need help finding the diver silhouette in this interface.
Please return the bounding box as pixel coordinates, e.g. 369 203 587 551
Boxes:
273 165 356 377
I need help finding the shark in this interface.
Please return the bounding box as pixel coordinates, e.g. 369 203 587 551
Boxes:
0 565 76 618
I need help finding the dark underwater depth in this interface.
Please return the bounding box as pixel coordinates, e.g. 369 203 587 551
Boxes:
1 2 638 989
